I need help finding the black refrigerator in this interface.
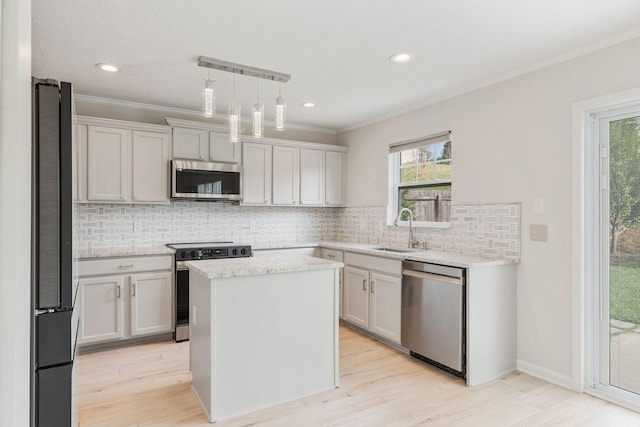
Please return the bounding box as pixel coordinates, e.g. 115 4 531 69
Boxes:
31 78 76 427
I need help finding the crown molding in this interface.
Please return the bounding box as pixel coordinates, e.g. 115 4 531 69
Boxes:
74 94 336 136
74 115 172 133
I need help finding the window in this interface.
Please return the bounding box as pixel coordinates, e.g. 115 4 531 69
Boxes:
388 131 452 226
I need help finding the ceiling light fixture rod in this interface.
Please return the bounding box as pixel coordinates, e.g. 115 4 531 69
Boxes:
198 56 290 83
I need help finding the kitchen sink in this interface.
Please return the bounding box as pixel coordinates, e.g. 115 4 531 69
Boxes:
371 247 414 253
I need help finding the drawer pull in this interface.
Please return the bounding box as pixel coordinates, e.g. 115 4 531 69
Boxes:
327 254 335 259
118 264 134 269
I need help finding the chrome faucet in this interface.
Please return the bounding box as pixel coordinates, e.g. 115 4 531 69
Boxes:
393 207 419 248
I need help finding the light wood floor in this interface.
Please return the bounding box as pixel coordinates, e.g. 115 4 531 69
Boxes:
74 326 640 426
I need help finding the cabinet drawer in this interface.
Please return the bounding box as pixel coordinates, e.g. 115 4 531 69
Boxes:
79 255 172 277
315 248 344 262
344 252 401 276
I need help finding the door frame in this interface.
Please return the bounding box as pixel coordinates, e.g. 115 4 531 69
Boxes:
572 85 640 412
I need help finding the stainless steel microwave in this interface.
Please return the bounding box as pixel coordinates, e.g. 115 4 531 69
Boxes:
171 160 242 201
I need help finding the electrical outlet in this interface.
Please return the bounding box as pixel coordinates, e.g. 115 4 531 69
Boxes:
192 305 197 326
530 224 548 242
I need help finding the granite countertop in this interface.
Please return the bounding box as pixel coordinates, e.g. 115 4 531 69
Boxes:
76 245 174 259
186 255 344 279
76 240 518 269
256 241 518 268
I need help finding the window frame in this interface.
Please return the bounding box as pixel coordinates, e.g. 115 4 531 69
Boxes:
387 133 453 228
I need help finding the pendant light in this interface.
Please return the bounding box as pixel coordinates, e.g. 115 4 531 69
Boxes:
202 70 216 117
228 74 241 143
275 83 286 132
252 79 264 138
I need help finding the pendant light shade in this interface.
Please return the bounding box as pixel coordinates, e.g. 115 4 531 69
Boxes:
228 74 241 143
252 102 264 138
202 79 216 117
228 101 241 143
252 79 264 138
275 87 286 132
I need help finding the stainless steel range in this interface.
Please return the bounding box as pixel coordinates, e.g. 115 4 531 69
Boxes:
166 242 252 341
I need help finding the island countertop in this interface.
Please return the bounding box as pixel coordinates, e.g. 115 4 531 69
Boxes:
185 255 344 280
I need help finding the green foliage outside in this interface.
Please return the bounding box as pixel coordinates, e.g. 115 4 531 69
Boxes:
397 141 452 220
608 117 640 326
609 117 640 253
610 264 640 325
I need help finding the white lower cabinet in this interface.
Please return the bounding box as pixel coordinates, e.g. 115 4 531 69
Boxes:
129 272 173 337
343 252 402 344
344 266 370 328
78 275 125 344
368 272 402 342
77 255 173 348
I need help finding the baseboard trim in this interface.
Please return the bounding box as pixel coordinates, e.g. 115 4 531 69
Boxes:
517 359 574 389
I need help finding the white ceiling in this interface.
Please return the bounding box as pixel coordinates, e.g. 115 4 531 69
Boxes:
32 0 640 132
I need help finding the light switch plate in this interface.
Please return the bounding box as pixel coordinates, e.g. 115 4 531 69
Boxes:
530 224 548 242
533 197 545 215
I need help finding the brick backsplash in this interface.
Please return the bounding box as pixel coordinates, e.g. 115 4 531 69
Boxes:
335 203 521 260
75 201 339 250
76 201 520 260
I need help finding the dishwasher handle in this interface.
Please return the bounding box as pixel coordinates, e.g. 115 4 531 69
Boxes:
402 269 462 286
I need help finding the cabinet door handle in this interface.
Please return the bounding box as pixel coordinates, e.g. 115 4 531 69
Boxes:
132 283 136 297
118 264 134 269
116 285 121 298
371 281 375 293
362 279 367 291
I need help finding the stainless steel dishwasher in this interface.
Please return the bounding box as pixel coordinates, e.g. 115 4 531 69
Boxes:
401 260 466 378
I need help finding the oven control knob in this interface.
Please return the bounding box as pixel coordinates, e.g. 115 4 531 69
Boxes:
240 248 247 256
190 250 197 258
232 248 238 256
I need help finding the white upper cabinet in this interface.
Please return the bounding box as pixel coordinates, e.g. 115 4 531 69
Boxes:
76 116 172 204
165 119 240 164
272 145 299 206
325 150 346 206
87 126 130 202
242 142 272 205
172 127 208 161
131 131 170 203
240 136 347 208
210 131 241 163
299 148 325 206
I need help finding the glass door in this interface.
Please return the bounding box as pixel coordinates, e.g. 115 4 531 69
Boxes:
592 107 640 407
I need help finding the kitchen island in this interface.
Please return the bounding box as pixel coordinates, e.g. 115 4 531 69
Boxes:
186 255 343 423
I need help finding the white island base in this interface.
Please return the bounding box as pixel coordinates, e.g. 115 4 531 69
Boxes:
188 256 341 423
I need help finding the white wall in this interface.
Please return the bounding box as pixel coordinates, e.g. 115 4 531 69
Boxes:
0 0 32 424
338 37 640 386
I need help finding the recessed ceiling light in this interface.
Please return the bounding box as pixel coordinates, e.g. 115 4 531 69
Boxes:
302 102 316 108
95 63 119 72
390 53 415 63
